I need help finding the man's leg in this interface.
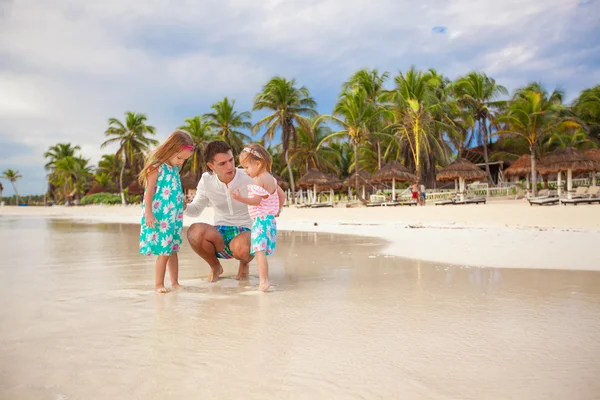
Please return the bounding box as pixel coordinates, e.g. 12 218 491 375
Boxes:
229 231 253 280
187 223 225 282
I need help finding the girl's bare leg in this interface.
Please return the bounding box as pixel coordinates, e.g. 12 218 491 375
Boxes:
155 255 170 293
255 250 270 292
168 253 184 290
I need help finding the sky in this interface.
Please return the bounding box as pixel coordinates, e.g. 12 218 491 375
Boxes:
1 0 599 195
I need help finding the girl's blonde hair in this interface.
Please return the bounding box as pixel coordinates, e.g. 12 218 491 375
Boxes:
239 143 272 174
138 130 194 186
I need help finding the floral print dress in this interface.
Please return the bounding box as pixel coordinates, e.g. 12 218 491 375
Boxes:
139 163 184 256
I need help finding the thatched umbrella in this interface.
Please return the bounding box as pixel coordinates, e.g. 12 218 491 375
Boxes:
584 149 600 186
273 174 289 190
504 154 544 190
343 170 372 200
371 161 416 200
437 158 486 201
297 168 334 204
539 147 597 196
180 173 200 193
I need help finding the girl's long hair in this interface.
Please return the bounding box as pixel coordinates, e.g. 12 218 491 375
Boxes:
138 130 194 186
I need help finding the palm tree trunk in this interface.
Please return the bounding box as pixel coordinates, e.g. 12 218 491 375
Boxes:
285 149 295 204
11 182 20 205
119 158 127 205
481 118 493 184
377 141 382 170
530 145 538 197
354 143 367 204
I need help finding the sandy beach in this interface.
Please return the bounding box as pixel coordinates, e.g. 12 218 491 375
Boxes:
2 200 599 270
1 217 599 399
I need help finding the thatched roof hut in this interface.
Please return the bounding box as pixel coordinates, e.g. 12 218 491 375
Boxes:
504 154 542 178
273 174 289 190
584 149 600 164
127 180 144 196
297 168 339 204
437 158 486 182
538 147 597 175
342 170 372 188
86 183 109 196
297 169 332 188
371 161 416 183
181 173 200 192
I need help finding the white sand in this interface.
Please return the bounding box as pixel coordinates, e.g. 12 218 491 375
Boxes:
2 200 599 271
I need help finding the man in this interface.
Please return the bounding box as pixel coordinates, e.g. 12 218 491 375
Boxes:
185 141 282 282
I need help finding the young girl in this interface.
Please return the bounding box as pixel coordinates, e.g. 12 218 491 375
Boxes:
230 144 284 292
138 130 194 293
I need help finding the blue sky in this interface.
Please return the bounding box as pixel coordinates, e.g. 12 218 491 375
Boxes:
1 0 599 195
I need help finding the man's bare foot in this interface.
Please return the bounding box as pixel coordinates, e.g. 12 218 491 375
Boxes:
155 286 170 293
171 283 185 290
235 263 250 281
259 280 270 292
207 265 224 282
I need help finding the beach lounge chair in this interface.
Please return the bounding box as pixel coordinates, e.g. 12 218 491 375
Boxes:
454 197 486 205
527 195 559 206
560 186 600 205
570 186 589 199
435 199 456 206
310 203 334 208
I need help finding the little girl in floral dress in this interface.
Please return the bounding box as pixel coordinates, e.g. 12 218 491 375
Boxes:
138 130 194 293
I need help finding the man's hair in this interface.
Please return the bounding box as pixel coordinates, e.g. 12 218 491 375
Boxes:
204 140 233 172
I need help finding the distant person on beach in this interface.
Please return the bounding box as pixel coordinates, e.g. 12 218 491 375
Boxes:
420 183 426 206
230 144 285 292
185 141 283 284
138 130 194 293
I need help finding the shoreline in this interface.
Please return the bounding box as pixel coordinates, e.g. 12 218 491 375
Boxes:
2 201 599 271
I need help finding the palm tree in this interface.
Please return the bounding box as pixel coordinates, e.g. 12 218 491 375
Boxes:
97 154 122 178
317 90 385 203
343 69 389 169
288 118 340 176
55 157 92 204
496 83 575 196
204 97 252 155
178 116 216 178
572 85 600 143
1 169 22 205
455 72 508 183
252 77 317 201
384 67 450 185
94 173 114 190
0 182 3 202
44 143 81 171
101 111 157 205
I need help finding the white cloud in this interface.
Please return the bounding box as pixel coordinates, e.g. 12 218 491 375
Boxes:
0 0 599 194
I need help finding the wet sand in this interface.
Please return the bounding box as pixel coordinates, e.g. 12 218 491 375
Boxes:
1 216 600 399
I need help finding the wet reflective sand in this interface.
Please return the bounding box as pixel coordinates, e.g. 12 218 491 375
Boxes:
1 217 599 399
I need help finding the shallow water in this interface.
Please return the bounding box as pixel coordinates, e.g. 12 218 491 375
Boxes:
1 216 599 400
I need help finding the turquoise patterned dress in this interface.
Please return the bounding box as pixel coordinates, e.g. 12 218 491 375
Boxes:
139 163 184 256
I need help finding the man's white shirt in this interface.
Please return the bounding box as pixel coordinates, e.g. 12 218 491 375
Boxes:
184 169 253 229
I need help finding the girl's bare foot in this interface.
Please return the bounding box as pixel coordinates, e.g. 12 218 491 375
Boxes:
207 265 223 282
259 280 270 292
171 283 184 290
235 263 250 281
155 286 170 293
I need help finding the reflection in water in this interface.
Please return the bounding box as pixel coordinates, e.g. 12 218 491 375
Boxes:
1 217 600 399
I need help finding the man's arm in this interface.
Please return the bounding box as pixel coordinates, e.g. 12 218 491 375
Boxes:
184 177 209 217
